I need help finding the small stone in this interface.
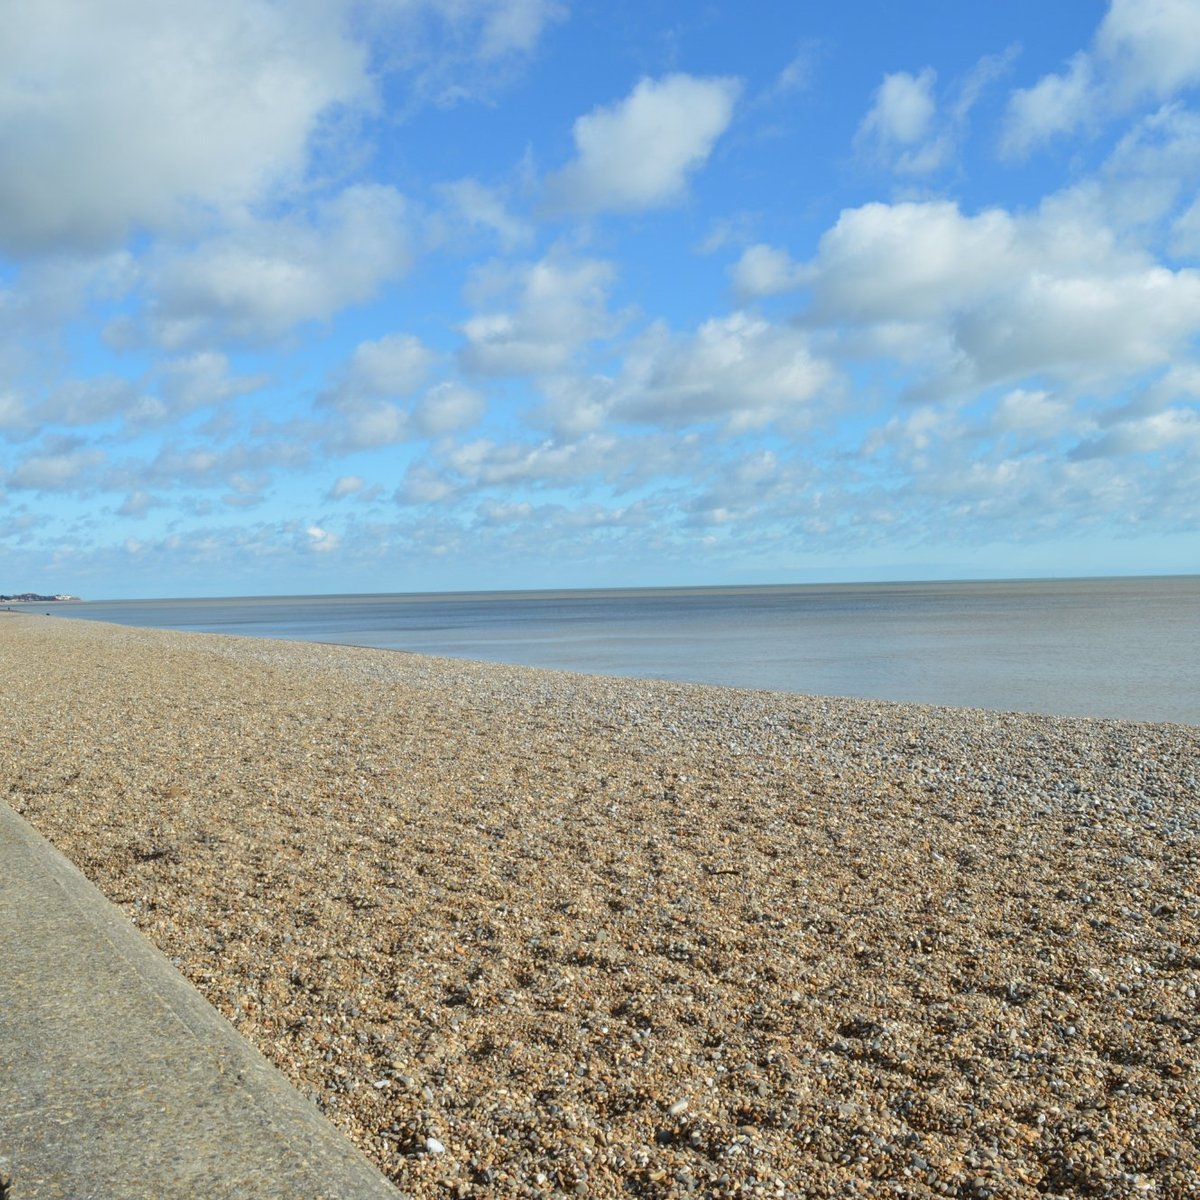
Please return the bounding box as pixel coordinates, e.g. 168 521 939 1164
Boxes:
668 1099 689 1117
426 1137 446 1154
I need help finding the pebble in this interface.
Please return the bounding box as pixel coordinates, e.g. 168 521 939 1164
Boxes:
3 615 1199 1200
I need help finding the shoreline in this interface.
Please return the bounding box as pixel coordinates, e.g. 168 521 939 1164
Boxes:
3 615 1198 1197
27 576 1200 726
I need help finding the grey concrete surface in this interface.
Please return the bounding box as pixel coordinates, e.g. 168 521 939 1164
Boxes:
0 803 402 1199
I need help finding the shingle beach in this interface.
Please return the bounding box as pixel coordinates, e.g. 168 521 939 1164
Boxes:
3 614 1198 1199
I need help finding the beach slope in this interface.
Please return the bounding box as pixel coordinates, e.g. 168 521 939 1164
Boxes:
2 615 1197 1197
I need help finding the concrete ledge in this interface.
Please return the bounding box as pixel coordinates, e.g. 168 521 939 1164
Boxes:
0 803 402 1200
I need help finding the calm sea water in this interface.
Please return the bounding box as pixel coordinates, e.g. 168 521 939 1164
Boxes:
22 577 1200 724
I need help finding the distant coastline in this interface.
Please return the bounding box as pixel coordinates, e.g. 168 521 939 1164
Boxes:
1 593 78 603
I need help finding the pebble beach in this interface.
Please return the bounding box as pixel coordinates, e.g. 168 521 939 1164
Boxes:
3 613 1198 1199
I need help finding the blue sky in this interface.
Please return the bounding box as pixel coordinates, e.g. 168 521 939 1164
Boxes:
2 0 1198 599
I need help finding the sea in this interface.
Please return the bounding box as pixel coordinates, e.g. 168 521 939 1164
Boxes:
20 576 1200 725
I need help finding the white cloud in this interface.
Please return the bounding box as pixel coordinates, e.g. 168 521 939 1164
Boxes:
531 312 836 439
1096 0 1200 102
117 490 160 518
955 265 1200 385
1175 195 1200 254
439 432 623 488
459 254 616 375
1001 53 1096 158
1091 104 1200 233
858 54 1019 176
1002 0 1200 157
329 475 365 499
807 201 1019 321
438 178 534 250
477 498 534 524
136 436 311 492
0 0 369 254
475 0 566 59
157 352 266 416
397 463 460 505
535 375 613 439
990 389 1074 438
0 392 32 436
358 0 566 106
859 68 937 147
544 74 740 215
323 401 411 452
306 524 340 552
36 377 152 427
614 313 833 432
148 185 411 346
801 196 1200 398
730 243 809 299
7 448 106 491
773 45 817 97
343 333 437 397
1073 406 1200 458
316 332 448 451
0 0 567 258
415 382 486 436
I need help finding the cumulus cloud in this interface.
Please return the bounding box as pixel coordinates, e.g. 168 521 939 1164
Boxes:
438 178 534 250
117 490 161 518
614 314 833 432
806 201 1019 321
146 185 412 346
857 52 1018 177
35 377 152 427
1096 0 1200 102
857 69 937 150
474 0 566 60
321 401 411 453
224 484 267 512
1175 195 1200 254
1073 406 1200 459
30 354 265 434
1002 0 1200 157
396 463 460 505
1001 53 1096 157
415 382 486 436
800 196 1200 398
544 74 740 215
0 1 369 255
730 243 809 300
990 389 1074 438
7 447 106 491
955 265 1200 385
358 0 566 106
306 524 340 552
536 312 835 436
0 0 568 257
157 352 267 417
328 475 365 499
459 254 616 375
1090 104 1200 235
317 332 466 451
438 432 624 488
0 392 30 436
134 435 311 493
341 333 437 397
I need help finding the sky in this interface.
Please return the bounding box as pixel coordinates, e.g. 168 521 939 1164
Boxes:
2 0 1199 599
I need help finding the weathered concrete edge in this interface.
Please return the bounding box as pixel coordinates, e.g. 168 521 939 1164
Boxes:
1 801 402 1199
